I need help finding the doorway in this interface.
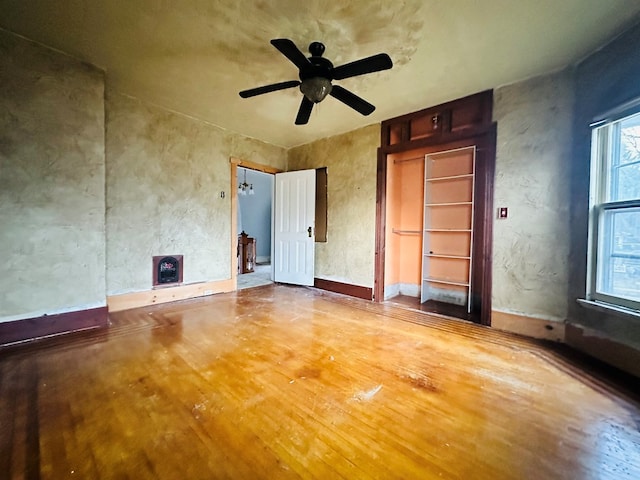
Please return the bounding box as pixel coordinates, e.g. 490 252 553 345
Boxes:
230 159 319 291
236 166 274 290
230 158 281 291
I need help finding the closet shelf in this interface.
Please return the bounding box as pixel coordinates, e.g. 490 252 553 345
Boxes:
421 146 476 313
425 202 472 207
423 277 469 287
426 173 473 182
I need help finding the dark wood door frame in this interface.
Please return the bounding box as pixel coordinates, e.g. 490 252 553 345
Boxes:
374 126 496 326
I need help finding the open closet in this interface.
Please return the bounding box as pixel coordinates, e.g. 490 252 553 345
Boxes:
375 91 496 325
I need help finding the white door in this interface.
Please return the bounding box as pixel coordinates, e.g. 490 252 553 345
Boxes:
273 170 316 285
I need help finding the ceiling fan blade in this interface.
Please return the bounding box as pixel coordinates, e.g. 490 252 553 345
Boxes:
295 97 314 125
271 39 311 70
239 80 300 98
332 53 393 80
329 85 376 116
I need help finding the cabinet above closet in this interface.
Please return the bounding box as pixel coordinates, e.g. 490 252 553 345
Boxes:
380 90 493 151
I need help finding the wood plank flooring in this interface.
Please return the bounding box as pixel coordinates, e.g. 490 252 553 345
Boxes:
1 284 639 479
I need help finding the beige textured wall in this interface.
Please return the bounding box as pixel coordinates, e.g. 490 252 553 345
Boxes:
106 92 286 295
287 125 379 287
492 69 574 322
0 26 577 331
0 30 106 321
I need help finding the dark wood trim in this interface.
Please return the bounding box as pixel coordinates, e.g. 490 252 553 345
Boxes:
0 306 108 346
381 90 493 129
375 90 495 325
380 90 494 153
380 123 495 156
478 125 496 326
374 147 387 302
315 167 328 242
314 278 373 301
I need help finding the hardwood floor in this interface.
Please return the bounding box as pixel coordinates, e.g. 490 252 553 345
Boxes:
1 284 639 479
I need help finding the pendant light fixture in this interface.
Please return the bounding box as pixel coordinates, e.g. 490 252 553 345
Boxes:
238 168 254 196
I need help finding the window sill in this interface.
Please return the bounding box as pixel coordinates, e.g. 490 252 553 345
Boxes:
576 298 640 320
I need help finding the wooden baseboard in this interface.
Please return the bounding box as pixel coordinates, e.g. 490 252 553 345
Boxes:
313 278 373 301
0 306 108 346
491 310 565 342
107 278 236 312
565 323 640 379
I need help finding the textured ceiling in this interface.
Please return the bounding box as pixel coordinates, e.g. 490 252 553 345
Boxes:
2 0 640 148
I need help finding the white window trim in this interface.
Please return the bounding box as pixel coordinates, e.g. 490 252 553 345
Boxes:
587 109 640 312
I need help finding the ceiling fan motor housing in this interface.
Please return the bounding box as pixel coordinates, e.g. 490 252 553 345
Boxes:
299 43 333 81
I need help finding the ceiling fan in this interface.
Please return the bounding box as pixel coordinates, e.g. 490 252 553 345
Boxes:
239 39 393 125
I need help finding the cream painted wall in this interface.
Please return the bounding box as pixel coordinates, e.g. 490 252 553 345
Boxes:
0 23 577 328
0 25 605 349
105 92 286 295
0 30 106 322
492 69 574 323
287 125 379 288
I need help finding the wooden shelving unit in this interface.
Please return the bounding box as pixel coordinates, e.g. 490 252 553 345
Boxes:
421 147 476 311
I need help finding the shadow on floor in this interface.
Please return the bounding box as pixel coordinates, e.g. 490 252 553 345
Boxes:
385 294 478 323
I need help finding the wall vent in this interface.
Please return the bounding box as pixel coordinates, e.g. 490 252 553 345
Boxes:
152 255 183 287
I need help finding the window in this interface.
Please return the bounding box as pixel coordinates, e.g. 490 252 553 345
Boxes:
589 109 640 310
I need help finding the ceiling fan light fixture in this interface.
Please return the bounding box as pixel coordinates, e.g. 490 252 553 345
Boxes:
300 77 332 103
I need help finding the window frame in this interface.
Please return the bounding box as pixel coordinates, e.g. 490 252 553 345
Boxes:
588 106 640 312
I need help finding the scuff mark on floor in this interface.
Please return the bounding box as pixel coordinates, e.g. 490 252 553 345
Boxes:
192 400 209 420
353 384 383 401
